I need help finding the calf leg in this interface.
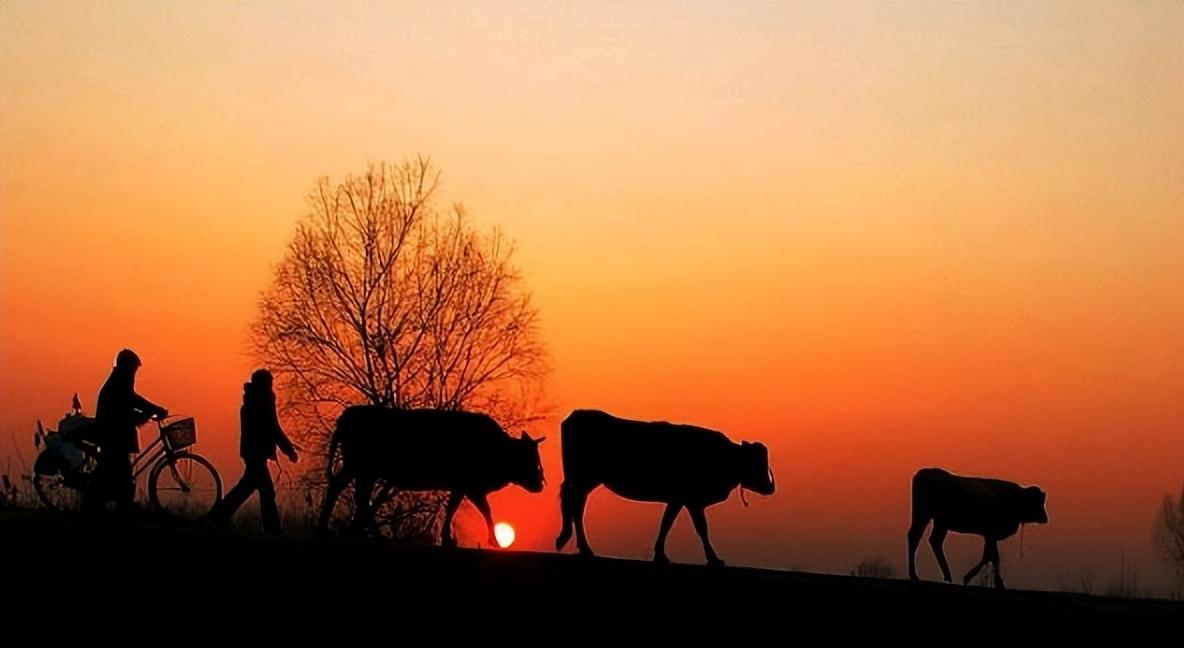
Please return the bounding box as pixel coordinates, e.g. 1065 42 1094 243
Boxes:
440 491 464 548
469 492 498 548
929 525 952 582
987 540 1004 589
963 540 991 585
907 515 929 580
963 538 1003 588
689 505 724 567
653 502 683 565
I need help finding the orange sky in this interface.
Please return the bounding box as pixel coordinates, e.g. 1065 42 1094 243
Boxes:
2 2 1181 592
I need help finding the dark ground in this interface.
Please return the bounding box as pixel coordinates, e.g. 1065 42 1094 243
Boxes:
1 509 1178 638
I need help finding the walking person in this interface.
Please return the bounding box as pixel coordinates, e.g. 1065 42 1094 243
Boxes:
207 369 297 533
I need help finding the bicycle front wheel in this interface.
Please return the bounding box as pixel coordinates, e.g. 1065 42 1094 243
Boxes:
148 452 222 517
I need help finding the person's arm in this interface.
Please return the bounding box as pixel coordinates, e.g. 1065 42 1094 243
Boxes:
269 401 297 461
131 392 168 419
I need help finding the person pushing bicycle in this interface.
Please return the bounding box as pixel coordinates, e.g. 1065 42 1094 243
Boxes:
92 349 168 512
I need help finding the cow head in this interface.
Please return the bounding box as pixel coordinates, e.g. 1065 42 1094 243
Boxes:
739 441 775 495
512 431 545 493
1023 486 1049 524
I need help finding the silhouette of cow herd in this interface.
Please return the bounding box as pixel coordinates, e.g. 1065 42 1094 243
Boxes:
318 405 1048 589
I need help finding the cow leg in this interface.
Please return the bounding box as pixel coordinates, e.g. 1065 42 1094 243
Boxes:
653 502 682 565
929 525 952 582
557 482 599 552
350 476 377 538
468 492 498 548
556 482 575 550
907 514 930 580
440 491 464 548
569 487 595 558
317 467 351 537
689 506 724 568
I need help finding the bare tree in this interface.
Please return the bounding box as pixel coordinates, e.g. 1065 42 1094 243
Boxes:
252 158 548 540
1154 486 1184 581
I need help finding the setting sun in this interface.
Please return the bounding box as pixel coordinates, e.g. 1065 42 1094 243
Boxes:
494 522 515 549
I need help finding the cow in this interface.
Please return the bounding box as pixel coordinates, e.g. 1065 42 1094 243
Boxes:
907 467 1048 589
554 409 774 567
316 405 545 548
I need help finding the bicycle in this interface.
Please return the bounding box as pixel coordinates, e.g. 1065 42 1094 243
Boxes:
33 414 223 518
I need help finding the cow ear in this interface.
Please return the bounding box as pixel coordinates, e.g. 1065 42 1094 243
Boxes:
520 430 532 442
534 436 546 444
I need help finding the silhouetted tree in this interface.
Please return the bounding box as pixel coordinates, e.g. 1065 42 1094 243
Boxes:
253 158 547 540
1153 486 1184 583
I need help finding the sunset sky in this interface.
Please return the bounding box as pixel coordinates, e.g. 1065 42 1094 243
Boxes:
2 2 1181 592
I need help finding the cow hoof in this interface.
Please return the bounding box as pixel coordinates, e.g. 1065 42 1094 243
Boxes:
653 554 670 566
707 558 725 569
577 547 595 559
441 536 457 549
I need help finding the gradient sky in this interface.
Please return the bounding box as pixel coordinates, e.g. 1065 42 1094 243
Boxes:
2 2 1181 592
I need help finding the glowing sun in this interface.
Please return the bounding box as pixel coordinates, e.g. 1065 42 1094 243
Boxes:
493 522 515 548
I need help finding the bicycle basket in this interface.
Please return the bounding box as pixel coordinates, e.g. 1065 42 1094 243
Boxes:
162 418 197 449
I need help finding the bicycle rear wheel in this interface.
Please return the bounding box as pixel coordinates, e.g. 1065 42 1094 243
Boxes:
34 471 87 513
148 452 222 517
33 451 98 513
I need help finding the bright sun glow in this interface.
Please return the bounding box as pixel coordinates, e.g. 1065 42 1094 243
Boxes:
494 522 515 548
